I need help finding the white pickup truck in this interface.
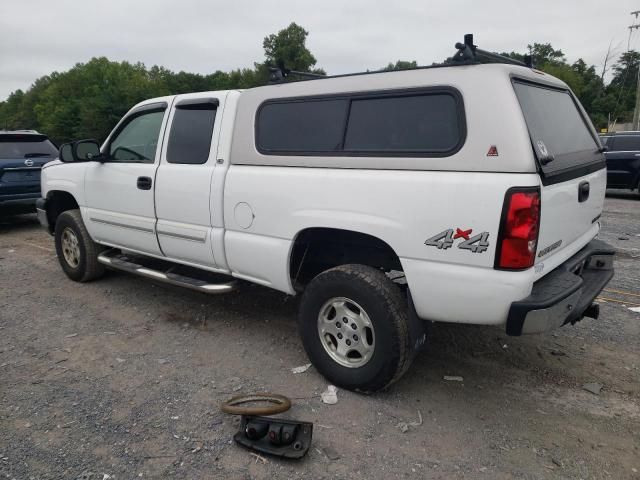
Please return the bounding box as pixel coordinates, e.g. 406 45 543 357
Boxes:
36 42 615 392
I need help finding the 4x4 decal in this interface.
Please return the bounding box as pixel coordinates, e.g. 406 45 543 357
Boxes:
425 228 490 253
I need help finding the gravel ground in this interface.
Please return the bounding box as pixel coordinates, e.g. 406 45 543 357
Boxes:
1 192 639 480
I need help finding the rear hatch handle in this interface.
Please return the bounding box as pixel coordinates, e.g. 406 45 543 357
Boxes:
578 181 590 203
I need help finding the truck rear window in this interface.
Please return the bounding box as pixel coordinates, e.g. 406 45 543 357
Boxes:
513 81 601 177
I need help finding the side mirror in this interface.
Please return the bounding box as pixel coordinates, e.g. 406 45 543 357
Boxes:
74 139 102 161
58 139 102 162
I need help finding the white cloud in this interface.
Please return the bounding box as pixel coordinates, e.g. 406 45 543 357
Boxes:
0 0 637 100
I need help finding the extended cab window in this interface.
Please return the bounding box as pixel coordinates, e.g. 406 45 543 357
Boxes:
513 81 601 177
167 100 217 164
256 89 464 156
108 110 165 163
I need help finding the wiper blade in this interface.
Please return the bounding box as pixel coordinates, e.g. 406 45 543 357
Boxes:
24 153 53 158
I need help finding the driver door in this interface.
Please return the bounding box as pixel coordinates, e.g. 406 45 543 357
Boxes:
84 100 171 256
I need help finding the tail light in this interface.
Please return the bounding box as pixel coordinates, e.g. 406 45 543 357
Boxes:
495 187 541 270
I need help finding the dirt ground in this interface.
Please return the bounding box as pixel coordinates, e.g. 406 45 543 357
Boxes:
1 193 639 480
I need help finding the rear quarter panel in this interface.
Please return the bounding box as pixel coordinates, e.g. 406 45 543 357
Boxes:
223 166 540 324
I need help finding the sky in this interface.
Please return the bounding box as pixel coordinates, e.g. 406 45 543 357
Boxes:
1 0 639 101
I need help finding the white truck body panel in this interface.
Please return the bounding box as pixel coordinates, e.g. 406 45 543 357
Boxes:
155 91 228 268
223 166 540 322
83 96 175 256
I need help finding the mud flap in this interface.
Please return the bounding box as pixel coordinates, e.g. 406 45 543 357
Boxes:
407 290 429 359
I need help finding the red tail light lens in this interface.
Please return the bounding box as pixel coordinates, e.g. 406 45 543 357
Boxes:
495 188 541 270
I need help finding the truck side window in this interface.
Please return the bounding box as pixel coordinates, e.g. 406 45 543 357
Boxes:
256 88 464 156
344 94 460 153
167 101 217 164
257 99 348 153
108 110 165 163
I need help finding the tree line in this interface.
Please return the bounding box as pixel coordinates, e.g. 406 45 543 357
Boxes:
1 23 638 145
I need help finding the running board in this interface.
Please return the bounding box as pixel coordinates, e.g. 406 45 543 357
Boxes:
97 250 237 295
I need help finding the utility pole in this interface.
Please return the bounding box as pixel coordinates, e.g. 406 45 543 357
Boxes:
630 11 640 130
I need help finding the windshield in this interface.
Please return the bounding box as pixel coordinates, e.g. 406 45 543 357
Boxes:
0 134 59 159
513 81 602 177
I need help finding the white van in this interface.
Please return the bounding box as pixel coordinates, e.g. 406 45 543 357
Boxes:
37 38 614 392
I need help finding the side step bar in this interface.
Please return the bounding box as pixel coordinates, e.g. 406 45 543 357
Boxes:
97 250 237 295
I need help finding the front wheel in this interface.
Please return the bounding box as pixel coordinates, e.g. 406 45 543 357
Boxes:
298 264 413 393
54 209 105 282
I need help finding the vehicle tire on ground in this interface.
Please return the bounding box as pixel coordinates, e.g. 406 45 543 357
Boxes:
298 264 413 393
54 209 105 282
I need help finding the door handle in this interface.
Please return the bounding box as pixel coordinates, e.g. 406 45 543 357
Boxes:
137 176 152 190
578 181 590 203
634 153 640 157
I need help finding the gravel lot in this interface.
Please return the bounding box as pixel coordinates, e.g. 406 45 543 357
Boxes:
1 193 639 480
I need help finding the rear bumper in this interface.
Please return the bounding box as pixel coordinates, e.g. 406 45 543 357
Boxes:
0 192 38 207
506 239 615 336
0 194 38 215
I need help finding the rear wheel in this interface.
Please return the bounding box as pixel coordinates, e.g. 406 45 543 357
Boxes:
298 264 413 393
54 209 105 282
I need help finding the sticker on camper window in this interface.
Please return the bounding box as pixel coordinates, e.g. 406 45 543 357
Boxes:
425 228 490 253
536 140 549 157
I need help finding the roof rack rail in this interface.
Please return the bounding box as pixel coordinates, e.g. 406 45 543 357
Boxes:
268 62 326 84
265 33 532 85
451 34 533 68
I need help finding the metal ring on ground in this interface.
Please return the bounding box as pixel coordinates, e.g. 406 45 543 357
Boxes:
220 393 292 416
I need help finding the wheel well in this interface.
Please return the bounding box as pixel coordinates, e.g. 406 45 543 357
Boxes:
289 228 403 291
46 191 79 233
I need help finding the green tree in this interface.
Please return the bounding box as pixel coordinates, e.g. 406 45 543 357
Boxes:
528 43 565 67
383 60 418 71
263 22 318 72
606 50 640 123
0 23 327 143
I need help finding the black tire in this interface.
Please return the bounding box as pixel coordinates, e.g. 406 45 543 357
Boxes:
54 209 105 282
298 264 413 393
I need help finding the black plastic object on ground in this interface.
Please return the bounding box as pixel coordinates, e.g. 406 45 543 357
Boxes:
234 415 313 459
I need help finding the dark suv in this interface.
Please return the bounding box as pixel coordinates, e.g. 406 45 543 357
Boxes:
600 131 640 194
0 130 58 213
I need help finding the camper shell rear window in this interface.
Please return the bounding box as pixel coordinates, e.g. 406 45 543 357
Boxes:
256 87 466 157
513 79 603 180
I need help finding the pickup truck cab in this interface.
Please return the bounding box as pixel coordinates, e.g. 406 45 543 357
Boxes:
37 53 615 392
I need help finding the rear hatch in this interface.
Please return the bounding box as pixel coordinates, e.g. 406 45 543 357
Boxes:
0 134 58 196
513 79 606 270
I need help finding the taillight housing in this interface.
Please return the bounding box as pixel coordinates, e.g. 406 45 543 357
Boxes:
495 187 541 270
